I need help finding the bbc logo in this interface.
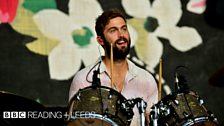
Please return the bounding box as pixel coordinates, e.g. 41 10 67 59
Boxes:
3 111 26 118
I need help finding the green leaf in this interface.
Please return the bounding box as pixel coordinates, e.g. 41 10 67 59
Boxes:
23 0 57 13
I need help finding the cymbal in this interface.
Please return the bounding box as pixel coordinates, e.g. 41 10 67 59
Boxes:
0 91 45 126
0 91 44 110
209 67 224 87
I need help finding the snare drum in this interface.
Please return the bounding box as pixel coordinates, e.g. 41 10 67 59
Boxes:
66 86 134 126
150 91 218 126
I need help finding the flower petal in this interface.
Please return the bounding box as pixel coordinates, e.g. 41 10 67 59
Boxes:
157 26 202 51
129 18 163 72
122 0 151 18
33 9 79 43
135 33 163 73
69 0 102 27
151 0 182 26
127 22 137 47
11 1 59 55
49 42 82 80
81 40 102 66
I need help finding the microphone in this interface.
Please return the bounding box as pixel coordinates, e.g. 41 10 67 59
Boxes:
174 66 189 93
92 61 101 86
92 45 103 86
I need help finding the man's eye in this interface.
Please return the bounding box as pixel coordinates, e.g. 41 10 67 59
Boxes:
110 29 116 33
123 27 127 31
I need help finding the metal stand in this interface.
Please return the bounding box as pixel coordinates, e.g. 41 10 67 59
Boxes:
150 104 158 126
137 98 147 126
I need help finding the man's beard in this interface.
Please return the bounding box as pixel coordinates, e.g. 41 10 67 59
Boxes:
103 36 131 61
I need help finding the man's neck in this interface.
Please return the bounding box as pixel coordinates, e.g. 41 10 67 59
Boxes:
103 56 128 92
103 57 128 74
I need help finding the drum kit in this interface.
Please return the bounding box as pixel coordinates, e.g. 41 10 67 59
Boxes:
66 62 220 126
1 51 221 126
66 85 219 126
0 69 221 126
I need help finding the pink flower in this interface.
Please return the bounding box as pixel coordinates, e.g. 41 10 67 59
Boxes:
0 0 18 23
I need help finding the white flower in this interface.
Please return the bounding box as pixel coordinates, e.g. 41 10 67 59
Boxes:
33 0 103 80
122 0 202 72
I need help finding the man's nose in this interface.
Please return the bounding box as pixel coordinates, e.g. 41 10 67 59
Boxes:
118 30 125 37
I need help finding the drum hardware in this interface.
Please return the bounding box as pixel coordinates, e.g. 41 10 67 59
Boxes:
183 112 190 118
120 98 148 126
92 68 101 86
76 92 81 101
108 93 113 99
149 91 219 126
150 104 159 126
207 111 218 123
174 66 190 94
67 86 134 126
91 60 101 87
119 98 137 122
108 90 116 99
149 66 219 126
150 101 171 126
197 97 204 106
137 98 147 126
158 101 170 117
174 99 179 105
120 99 136 113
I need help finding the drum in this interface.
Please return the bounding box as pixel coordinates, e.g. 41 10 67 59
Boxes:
67 86 134 126
150 91 219 126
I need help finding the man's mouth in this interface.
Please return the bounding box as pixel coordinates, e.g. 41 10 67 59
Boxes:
116 38 128 46
117 40 126 45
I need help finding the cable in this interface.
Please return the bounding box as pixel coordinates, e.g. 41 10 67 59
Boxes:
85 44 103 84
85 60 101 83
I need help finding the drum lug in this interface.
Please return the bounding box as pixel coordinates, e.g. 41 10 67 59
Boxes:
158 102 170 116
174 99 179 105
121 99 136 113
108 93 113 99
76 92 81 101
197 97 204 105
208 111 218 122
183 112 190 118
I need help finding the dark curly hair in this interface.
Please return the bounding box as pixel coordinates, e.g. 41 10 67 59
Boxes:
95 9 126 37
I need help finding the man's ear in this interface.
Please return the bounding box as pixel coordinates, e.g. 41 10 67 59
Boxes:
96 36 104 46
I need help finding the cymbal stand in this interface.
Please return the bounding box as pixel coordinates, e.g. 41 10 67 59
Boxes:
137 98 147 126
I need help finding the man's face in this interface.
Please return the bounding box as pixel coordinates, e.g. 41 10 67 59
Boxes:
102 17 131 60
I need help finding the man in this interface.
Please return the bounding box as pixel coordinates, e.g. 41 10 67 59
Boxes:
69 9 158 126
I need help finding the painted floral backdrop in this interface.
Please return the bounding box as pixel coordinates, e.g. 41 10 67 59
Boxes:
0 0 224 122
